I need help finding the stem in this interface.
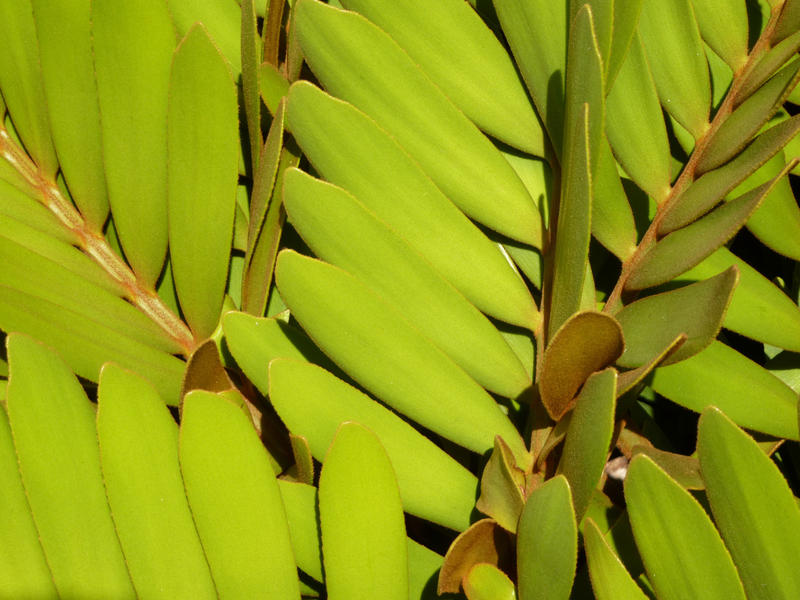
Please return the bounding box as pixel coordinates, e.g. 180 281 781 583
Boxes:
603 5 785 313
0 125 196 357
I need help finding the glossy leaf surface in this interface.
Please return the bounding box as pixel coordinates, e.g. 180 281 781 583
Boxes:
584 518 648 600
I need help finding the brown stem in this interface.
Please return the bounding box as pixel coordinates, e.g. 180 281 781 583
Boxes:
603 4 786 313
0 125 196 357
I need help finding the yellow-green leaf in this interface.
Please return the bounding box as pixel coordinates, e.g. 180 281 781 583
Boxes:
583 518 648 600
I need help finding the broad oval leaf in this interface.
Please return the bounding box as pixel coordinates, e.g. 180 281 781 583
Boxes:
651 341 800 440
463 563 517 600
31 0 108 228
179 390 301 600
6 334 135 598
558 368 617 524
319 422 408 600
97 364 216 599
517 475 577 600
698 407 800 599
339 0 544 156
625 454 746 600
286 81 540 330
269 358 478 531
168 24 239 338
283 168 531 398
92 0 175 286
275 250 531 469
293 0 541 246
638 0 711 138
615 266 738 368
540 312 624 421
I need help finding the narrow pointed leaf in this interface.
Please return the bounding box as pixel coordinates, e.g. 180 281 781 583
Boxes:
0 0 58 177
625 455 745 600
97 364 216 599
584 518 648 600
517 475 577 600
168 24 238 338
31 0 108 228
615 266 738 368
606 34 672 202
558 368 617 523
651 341 800 440
464 563 517 600
690 0 749 70
6 334 135 598
286 81 539 329
241 0 262 170
773 0 800 44
699 407 800 599
93 0 175 285
606 0 644 88
277 480 324 583
339 0 544 155
0 403 56 597
698 58 800 174
269 359 477 531
617 334 686 395
476 437 526 532
167 0 242 74
739 30 800 101
260 61 290 115
630 446 704 490
492 0 568 154
180 391 301 600
284 169 531 398
626 172 788 289
320 422 408 600
660 114 800 233
275 250 531 469
592 138 638 260
0 179 73 243
294 0 541 245
639 0 711 138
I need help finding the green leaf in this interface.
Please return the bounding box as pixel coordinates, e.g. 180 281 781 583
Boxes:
697 58 800 174
549 106 592 338
339 0 544 156
631 446 704 490
625 454 746 600
638 0 711 138
678 247 800 352
167 0 242 74
260 61 290 115
464 563 517 600
319 422 408 600
293 0 541 246
0 286 185 404
269 358 478 532
739 29 800 101
284 169 531 398
616 334 687 395
540 312 624 421
168 24 239 338
241 0 262 171
0 0 58 177
476 437 526 532
97 364 216 598
558 368 617 523
606 0 644 86
660 114 800 233
773 0 800 44
626 171 789 290
180 390 301 600
592 139 639 260
92 0 175 286
286 82 539 329
0 179 73 243
615 266 738 368
276 250 531 469
6 334 135 598
438 519 514 595
31 0 108 228
277 480 324 583
651 341 800 440
517 475 577 600
493 0 568 154
223 311 339 391
699 407 800 599
690 0 749 70
583 518 648 600
606 33 672 203
0 401 56 597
